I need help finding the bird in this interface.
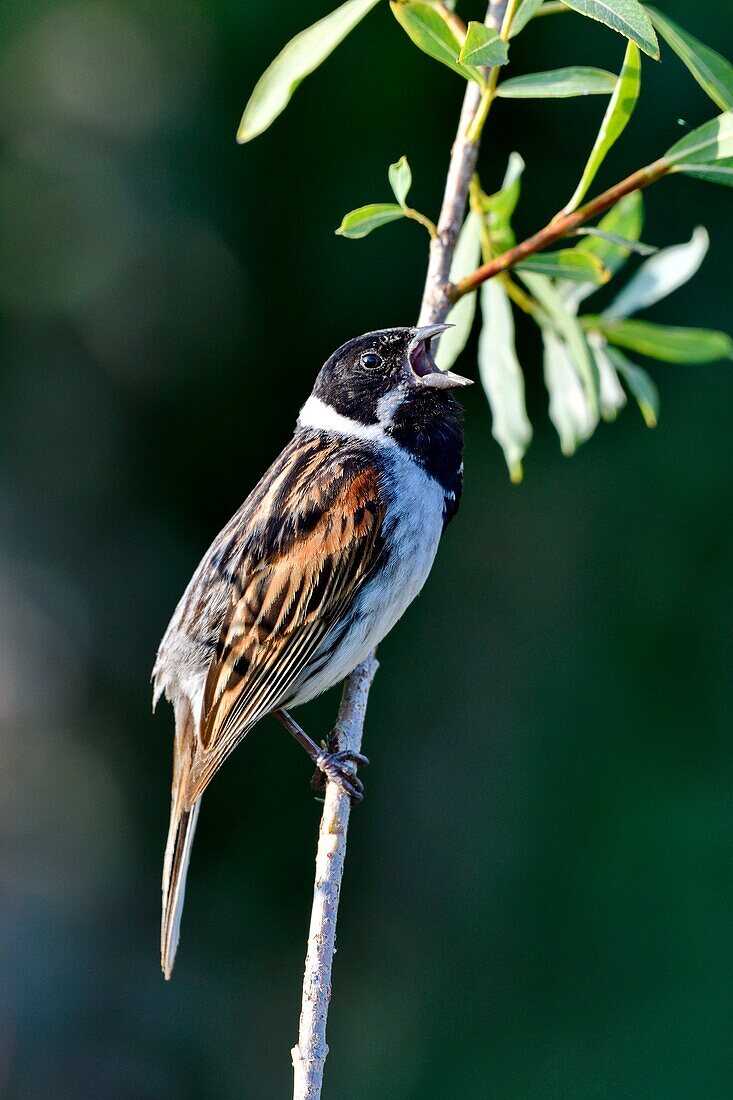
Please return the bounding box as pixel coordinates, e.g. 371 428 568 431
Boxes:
152 323 471 978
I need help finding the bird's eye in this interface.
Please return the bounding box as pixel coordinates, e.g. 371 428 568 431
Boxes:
360 352 382 369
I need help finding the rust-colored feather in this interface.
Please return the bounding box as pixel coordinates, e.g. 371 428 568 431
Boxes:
184 462 385 804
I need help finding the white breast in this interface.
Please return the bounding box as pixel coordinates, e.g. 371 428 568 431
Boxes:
286 427 447 708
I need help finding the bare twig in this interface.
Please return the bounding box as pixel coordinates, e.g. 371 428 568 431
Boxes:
292 5 511 1098
291 655 379 1100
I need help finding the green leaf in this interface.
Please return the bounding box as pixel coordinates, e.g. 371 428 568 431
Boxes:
648 8 733 112
510 0 546 38
573 227 656 255
390 1 481 81
587 332 628 420
496 66 617 98
562 40 641 213
481 152 525 253
593 317 733 362
458 22 509 67
604 345 659 426
559 0 659 59
237 0 381 142
479 280 533 481
435 212 482 372
541 329 598 454
664 111 733 184
336 203 405 238
522 272 601 417
388 156 412 206
672 163 733 186
603 226 708 319
516 250 610 282
482 151 525 222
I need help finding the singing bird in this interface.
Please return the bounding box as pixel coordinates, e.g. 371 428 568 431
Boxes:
153 324 471 977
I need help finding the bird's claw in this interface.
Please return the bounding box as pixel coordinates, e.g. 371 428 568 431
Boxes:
311 749 370 804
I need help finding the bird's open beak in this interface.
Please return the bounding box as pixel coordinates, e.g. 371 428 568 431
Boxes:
408 324 473 389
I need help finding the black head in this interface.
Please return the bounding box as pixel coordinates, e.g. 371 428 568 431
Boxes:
309 325 471 427
301 325 470 497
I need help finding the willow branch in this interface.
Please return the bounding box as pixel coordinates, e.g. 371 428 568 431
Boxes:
291 655 379 1100
292 7 510 1099
418 0 512 326
451 158 671 301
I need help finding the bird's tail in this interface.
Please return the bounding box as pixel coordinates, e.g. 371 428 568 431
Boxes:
161 701 201 980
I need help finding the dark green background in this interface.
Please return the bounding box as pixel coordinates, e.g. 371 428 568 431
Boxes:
0 1 731 1096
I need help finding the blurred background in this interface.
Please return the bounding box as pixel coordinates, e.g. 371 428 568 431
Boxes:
0 1 731 1096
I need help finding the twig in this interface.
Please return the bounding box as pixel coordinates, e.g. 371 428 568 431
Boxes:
291 655 379 1100
292 5 509 1097
418 0 512 327
417 80 485 326
451 158 670 300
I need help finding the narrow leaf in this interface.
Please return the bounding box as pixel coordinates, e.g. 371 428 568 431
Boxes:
482 152 525 222
648 8 733 111
522 272 601 417
560 0 659 59
458 22 509 67
435 213 482 372
479 280 533 481
542 329 598 455
664 110 733 171
510 0 545 37
605 345 659 426
594 317 733 362
481 152 525 254
238 0 381 142
573 227 656 255
390 1 481 81
496 67 617 98
603 226 708 319
562 40 641 213
388 156 412 206
672 163 733 186
336 203 405 238
588 331 627 420
516 250 610 282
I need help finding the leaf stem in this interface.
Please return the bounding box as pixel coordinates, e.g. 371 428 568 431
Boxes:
451 157 670 300
467 84 496 142
500 272 540 313
405 207 439 237
466 0 520 142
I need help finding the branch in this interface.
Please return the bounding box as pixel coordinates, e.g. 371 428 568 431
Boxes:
419 0 512 326
291 654 379 1099
451 158 670 301
292 6 508 1098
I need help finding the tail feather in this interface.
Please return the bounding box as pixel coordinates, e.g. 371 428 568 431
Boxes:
161 794 201 979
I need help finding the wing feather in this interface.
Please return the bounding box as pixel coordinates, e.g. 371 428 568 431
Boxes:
185 457 386 804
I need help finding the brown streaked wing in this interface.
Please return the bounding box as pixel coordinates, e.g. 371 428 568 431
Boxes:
185 461 386 804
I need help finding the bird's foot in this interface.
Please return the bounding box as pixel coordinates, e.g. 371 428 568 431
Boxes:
311 746 369 804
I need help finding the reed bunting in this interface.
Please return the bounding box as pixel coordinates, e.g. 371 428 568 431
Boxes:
153 323 471 977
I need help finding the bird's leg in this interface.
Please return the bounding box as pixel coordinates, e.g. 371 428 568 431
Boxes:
272 708 369 804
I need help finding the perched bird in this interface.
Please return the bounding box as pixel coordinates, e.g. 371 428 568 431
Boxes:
153 324 471 977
